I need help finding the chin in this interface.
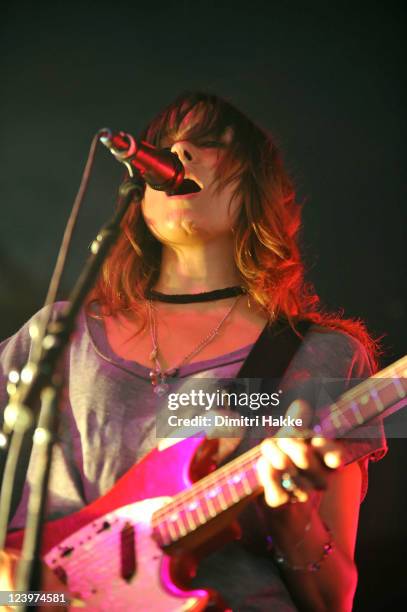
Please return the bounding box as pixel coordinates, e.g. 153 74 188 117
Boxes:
159 219 212 244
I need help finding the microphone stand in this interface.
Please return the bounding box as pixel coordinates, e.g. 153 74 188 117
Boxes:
15 384 61 600
0 178 141 608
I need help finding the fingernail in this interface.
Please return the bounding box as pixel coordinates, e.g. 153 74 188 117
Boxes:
323 451 341 468
311 436 324 447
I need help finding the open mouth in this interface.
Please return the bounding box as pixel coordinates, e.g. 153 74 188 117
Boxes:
168 178 202 196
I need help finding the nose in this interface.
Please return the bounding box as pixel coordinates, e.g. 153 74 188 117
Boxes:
171 141 194 163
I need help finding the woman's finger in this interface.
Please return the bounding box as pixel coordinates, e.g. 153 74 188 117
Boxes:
275 437 311 470
260 438 290 470
258 443 312 506
311 436 343 468
257 456 290 507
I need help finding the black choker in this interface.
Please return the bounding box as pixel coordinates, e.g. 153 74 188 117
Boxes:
146 286 246 303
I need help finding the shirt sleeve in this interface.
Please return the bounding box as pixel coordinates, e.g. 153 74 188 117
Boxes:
1 303 88 530
0 303 67 409
281 326 388 501
0 317 36 409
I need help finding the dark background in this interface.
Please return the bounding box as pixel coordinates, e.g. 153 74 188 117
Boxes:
1 1 405 609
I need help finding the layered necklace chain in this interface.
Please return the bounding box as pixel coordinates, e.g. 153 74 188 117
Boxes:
148 296 241 396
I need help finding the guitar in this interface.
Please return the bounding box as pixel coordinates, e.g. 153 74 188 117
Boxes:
6 356 407 611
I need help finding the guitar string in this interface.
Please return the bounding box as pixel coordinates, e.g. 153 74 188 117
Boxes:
49 396 402 587
153 463 260 536
152 460 260 533
151 361 407 529
47 362 407 579
156 378 392 516
44 447 262 582
49 475 260 586
151 447 262 528
318 374 406 425
154 373 393 518
152 373 404 528
44 449 263 581
304 356 407 414
319 366 406 411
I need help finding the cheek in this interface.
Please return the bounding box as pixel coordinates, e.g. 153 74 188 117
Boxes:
228 192 242 222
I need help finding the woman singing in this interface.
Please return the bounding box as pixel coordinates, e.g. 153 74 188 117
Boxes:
0 92 386 611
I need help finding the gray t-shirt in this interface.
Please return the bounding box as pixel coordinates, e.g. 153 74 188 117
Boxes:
0 303 387 611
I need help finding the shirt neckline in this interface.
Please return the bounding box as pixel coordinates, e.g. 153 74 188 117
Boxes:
84 307 257 379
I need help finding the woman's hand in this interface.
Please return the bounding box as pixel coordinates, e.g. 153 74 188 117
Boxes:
257 399 344 508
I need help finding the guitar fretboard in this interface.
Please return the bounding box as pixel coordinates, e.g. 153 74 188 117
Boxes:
152 444 263 547
314 358 407 437
152 356 407 547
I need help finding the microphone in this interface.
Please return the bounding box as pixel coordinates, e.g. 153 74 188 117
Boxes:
99 128 185 192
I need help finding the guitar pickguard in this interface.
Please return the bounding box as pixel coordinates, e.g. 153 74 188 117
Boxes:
43 497 210 611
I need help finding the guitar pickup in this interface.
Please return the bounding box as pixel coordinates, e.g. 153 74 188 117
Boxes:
120 521 136 582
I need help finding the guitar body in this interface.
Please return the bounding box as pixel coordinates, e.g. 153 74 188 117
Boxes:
7 437 229 611
6 356 405 610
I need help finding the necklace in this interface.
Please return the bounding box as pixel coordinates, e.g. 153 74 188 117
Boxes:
146 286 245 304
148 296 241 395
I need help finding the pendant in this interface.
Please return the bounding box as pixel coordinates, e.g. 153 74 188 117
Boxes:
150 368 169 396
153 382 169 396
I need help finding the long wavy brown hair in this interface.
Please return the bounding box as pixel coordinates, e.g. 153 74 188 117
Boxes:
90 92 380 370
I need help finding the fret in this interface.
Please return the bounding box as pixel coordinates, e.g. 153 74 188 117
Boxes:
241 471 253 496
337 394 377 433
351 400 364 425
234 471 250 498
187 500 198 512
194 501 206 526
155 518 171 546
151 355 407 552
330 403 342 429
392 377 406 399
219 483 234 507
370 387 384 412
187 499 206 528
219 485 229 510
316 415 336 437
173 512 189 538
338 404 353 429
379 380 405 408
210 485 228 511
228 472 245 500
167 518 179 542
245 464 261 491
177 514 188 538
226 477 240 504
206 486 220 500
203 494 217 519
183 508 197 532
181 499 206 528
205 486 224 515
327 372 407 437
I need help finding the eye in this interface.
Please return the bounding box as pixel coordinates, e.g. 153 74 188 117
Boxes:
200 141 221 147
198 141 225 149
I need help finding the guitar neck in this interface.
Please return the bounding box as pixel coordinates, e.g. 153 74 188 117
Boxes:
152 356 407 548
